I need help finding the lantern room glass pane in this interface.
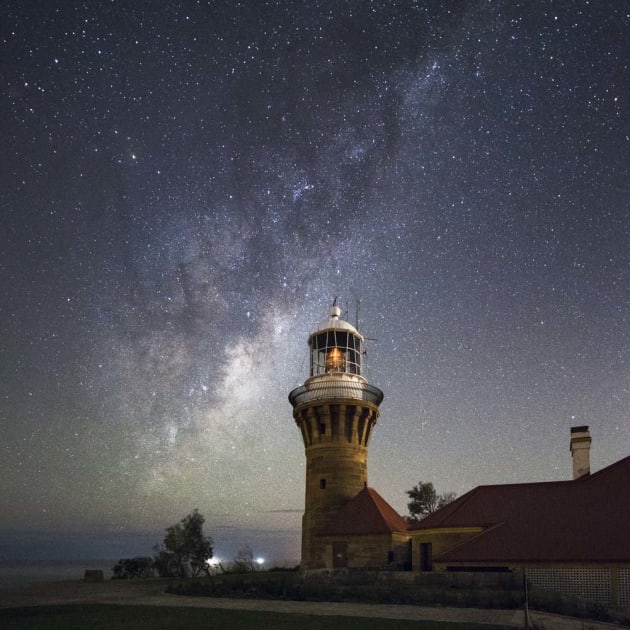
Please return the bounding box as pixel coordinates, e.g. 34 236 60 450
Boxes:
309 330 363 376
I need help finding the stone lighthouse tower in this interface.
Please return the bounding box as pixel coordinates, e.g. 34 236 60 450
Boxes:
289 302 384 568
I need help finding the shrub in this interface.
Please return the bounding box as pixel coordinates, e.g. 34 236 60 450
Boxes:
112 557 155 579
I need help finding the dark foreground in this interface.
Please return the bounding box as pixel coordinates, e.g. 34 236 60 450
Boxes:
0 579 623 630
0 604 513 630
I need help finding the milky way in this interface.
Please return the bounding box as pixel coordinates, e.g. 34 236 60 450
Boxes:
2 1 629 563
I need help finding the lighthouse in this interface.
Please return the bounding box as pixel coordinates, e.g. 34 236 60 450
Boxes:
289 302 384 568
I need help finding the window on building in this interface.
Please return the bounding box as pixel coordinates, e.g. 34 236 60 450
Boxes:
320 479 326 489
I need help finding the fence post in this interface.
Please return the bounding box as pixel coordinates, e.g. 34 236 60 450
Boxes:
523 568 530 629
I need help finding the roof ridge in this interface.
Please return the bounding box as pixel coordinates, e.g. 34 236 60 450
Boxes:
586 453 630 480
434 521 505 561
411 477 581 530
364 487 408 531
474 478 574 490
364 487 391 519
319 486 407 536
414 486 480 527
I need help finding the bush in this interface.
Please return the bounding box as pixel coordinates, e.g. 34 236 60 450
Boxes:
165 569 525 608
163 568 615 623
112 557 155 579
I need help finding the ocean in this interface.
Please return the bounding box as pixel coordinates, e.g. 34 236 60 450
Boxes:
0 561 115 591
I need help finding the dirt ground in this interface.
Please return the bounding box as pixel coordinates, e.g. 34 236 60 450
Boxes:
0 578 626 630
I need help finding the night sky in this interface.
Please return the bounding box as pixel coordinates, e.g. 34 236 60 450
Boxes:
2 1 629 565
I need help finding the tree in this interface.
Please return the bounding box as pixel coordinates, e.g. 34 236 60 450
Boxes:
153 509 214 577
232 545 255 572
406 481 456 523
437 491 458 509
112 556 154 579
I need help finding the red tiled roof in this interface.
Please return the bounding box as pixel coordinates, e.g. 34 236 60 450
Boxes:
410 455 630 563
318 487 409 536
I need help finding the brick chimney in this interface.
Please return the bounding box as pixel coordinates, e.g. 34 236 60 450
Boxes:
570 426 591 480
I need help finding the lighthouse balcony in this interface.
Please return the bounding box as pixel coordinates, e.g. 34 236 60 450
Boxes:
289 374 384 408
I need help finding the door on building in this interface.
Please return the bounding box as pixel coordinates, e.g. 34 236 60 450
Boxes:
420 542 433 571
332 542 348 568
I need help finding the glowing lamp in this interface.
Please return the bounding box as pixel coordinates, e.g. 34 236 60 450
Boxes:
325 347 346 372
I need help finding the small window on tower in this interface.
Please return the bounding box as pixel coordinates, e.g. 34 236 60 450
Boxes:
319 423 325 435
320 479 326 490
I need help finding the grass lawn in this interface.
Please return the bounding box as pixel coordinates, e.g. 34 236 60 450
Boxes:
0 604 513 630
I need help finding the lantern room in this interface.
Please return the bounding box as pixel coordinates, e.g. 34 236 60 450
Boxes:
308 305 364 377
